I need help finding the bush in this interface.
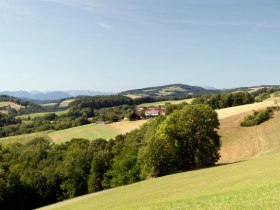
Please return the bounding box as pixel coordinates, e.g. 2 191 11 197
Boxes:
241 108 273 127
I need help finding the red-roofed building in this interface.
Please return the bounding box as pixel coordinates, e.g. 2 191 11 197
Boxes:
144 108 165 117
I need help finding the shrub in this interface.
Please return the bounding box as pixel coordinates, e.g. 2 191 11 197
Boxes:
241 107 273 127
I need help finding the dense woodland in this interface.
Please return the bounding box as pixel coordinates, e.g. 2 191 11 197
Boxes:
191 92 254 109
0 105 220 209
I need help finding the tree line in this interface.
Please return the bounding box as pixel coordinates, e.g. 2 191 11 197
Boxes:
0 104 221 209
191 92 254 109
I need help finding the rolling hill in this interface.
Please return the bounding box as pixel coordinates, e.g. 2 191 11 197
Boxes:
0 90 114 101
38 120 280 210
120 84 221 98
38 96 280 210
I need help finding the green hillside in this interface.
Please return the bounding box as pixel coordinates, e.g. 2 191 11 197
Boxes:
121 84 220 98
39 152 280 210
39 110 280 210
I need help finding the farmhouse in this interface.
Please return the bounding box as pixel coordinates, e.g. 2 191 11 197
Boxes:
145 108 165 117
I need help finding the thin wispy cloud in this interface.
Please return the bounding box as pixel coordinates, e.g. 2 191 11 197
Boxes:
97 21 112 30
0 0 8 23
164 19 280 29
0 0 36 22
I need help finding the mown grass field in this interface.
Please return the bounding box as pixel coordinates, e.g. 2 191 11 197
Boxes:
38 97 280 210
59 99 75 108
48 124 119 143
48 120 147 144
39 152 280 210
0 101 24 110
17 110 69 120
0 131 51 145
137 98 194 108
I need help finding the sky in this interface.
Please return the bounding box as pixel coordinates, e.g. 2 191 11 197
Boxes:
0 0 280 92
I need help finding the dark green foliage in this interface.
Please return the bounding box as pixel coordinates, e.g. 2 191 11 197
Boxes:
165 102 188 115
255 93 271 102
0 112 21 128
241 108 273 127
192 92 254 109
0 105 222 209
138 105 220 179
69 95 134 109
107 129 144 187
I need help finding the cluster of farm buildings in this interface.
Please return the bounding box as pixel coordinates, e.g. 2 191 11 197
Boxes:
130 107 166 120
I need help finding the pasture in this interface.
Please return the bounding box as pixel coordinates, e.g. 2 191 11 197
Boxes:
0 132 50 145
0 101 24 110
17 110 69 120
48 120 147 144
38 151 280 210
137 98 194 108
48 124 119 143
59 99 75 108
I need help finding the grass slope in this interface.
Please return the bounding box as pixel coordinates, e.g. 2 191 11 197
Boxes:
59 99 75 108
39 152 280 210
39 98 280 210
0 101 24 110
137 99 194 108
48 121 147 144
17 110 69 120
121 84 220 98
48 124 120 143
0 132 51 145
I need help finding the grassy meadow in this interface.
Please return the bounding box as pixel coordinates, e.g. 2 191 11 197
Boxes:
38 97 280 210
0 101 24 110
48 120 147 144
137 98 194 108
59 99 75 108
17 110 69 120
48 124 119 143
0 131 51 145
39 151 280 210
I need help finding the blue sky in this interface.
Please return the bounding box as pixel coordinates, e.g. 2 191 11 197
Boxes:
0 0 280 92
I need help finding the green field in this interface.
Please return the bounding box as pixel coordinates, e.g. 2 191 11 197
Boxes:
17 110 69 120
59 99 75 108
48 123 120 144
0 131 50 145
39 105 280 210
137 98 194 108
39 152 280 210
0 101 24 110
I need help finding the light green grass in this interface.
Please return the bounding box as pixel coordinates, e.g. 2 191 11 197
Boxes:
17 110 69 120
138 98 194 108
42 103 57 107
39 109 280 210
59 99 75 108
48 123 120 144
0 101 24 110
39 152 280 210
0 131 51 145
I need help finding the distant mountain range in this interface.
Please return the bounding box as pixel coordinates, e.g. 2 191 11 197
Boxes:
0 90 114 101
1 84 279 101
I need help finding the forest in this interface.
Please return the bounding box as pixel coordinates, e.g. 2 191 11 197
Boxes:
0 105 220 210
